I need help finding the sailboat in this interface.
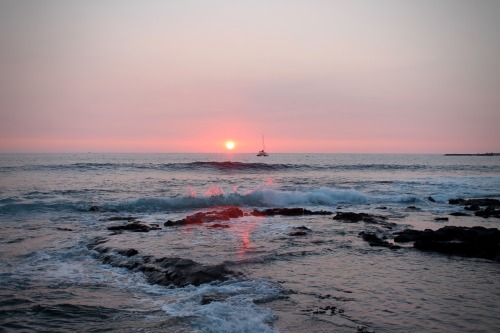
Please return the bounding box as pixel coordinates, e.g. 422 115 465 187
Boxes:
257 134 269 156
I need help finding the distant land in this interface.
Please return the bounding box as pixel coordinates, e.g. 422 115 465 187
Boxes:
444 153 500 156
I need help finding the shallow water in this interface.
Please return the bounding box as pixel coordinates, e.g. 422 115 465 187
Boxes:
1 153 499 332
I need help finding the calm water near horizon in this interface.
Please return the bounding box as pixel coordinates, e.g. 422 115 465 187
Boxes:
1 153 499 332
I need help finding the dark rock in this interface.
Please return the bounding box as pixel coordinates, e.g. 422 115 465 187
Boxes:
394 226 500 261
106 216 138 221
333 212 389 225
87 239 236 287
427 196 436 202
359 232 400 250
474 206 500 218
434 217 449 221
107 222 152 232
376 206 388 210
254 208 333 216
465 204 480 211
294 226 311 231
289 231 308 236
201 293 231 305
449 198 500 207
449 212 470 216
89 205 100 212
181 206 244 224
117 248 139 257
406 206 420 210
208 223 230 228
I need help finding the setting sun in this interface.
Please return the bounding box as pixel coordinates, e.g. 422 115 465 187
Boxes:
225 141 235 150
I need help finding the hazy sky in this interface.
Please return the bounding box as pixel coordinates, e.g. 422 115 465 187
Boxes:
1 0 499 153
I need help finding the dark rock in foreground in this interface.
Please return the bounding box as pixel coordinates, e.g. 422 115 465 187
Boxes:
448 198 500 219
394 226 500 261
88 239 236 287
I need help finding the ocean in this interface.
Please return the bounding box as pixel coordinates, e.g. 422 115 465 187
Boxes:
1 153 499 332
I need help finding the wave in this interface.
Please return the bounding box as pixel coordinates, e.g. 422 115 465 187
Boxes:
2 160 499 174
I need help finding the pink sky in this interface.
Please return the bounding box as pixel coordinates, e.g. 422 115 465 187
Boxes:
1 0 499 153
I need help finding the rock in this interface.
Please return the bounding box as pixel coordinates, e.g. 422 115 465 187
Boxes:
89 205 100 212
427 196 436 202
294 226 311 231
201 293 231 305
289 231 308 236
333 212 388 224
406 206 420 210
107 222 152 232
359 232 400 250
449 212 470 216
106 216 138 221
254 208 333 216
474 206 500 218
464 204 480 211
207 223 230 228
117 248 139 257
434 217 449 221
449 198 500 207
181 206 244 224
394 226 500 261
87 240 236 287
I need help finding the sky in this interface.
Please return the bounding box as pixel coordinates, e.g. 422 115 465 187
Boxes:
1 0 499 153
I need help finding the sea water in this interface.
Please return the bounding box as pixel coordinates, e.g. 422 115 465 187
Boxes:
1 153 499 332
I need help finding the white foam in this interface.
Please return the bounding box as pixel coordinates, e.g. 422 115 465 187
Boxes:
161 279 281 333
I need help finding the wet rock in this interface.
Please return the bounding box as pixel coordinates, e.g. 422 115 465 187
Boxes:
333 212 387 224
464 204 480 211
289 231 308 237
87 240 236 287
449 198 500 206
294 226 311 231
427 196 436 202
107 222 153 232
207 223 230 228
105 216 138 221
474 206 500 218
449 212 470 216
359 232 401 250
89 205 100 212
394 226 500 261
117 248 139 257
169 207 244 225
406 206 420 210
201 293 231 305
254 208 333 216
434 217 449 221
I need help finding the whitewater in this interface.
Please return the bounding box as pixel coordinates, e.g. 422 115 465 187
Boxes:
1 153 500 332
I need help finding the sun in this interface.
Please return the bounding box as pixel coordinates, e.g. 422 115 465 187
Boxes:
225 141 235 150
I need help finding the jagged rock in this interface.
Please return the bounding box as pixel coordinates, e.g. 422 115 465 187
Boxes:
449 198 500 206
107 222 153 232
465 205 480 211
333 212 388 225
117 248 139 257
393 226 500 261
474 207 500 218
201 293 231 305
449 212 470 216
359 232 400 250
87 240 236 287
289 231 308 236
254 208 333 216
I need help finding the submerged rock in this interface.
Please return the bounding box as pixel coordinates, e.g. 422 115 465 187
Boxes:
393 226 500 261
